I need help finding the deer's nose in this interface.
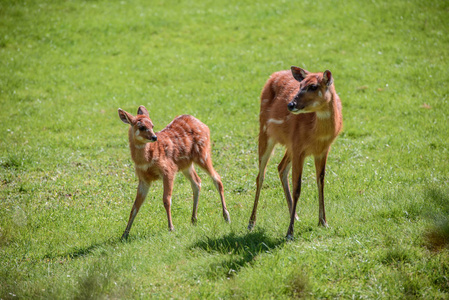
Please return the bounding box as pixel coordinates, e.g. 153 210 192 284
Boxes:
287 102 296 111
151 135 157 142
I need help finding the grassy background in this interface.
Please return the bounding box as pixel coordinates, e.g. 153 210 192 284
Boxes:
1 0 448 298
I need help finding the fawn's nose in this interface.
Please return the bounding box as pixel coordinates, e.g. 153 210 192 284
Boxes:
287 102 296 111
151 135 157 142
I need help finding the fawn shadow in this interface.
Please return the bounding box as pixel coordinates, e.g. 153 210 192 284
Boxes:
190 229 285 278
42 235 135 260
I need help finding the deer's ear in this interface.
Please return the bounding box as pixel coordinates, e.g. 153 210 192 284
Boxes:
291 66 309 82
137 105 149 117
323 70 333 86
118 108 135 125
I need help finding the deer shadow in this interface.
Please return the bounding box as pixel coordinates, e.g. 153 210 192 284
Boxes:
190 229 286 278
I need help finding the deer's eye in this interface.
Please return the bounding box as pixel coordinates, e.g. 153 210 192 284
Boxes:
308 85 319 92
139 126 146 131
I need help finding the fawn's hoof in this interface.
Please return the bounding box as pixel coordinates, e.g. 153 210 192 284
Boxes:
121 232 129 240
223 210 231 223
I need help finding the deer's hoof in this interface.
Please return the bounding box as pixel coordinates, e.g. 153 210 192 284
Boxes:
247 222 255 231
318 219 328 228
285 234 294 241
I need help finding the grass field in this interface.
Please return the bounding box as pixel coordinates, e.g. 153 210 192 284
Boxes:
1 0 448 298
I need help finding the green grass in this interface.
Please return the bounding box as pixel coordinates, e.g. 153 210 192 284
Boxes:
1 0 448 298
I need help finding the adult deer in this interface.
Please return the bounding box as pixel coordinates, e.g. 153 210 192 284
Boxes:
118 106 230 239
248 66 343 239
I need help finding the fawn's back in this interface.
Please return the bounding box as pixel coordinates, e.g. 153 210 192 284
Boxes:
131 115 211 169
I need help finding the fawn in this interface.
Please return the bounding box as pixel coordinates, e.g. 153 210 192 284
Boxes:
118 106 230 239
248 66 343 239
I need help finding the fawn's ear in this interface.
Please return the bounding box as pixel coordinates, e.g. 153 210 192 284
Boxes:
118 108 135 125
291 66 309 82
322 70 333 86
137 105 149 117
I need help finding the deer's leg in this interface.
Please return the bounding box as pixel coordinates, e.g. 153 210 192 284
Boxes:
162 175 175 231
248 137 276 230
199 157 230 223
314 152 329 227
286 153 305 240
278 151 299 221
122 180 150 239
182 164 201 225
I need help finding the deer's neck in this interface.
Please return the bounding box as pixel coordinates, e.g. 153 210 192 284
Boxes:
315 88 342 137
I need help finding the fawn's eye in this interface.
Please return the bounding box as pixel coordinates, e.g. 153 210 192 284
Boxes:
308 85 319 92
139 126 146 131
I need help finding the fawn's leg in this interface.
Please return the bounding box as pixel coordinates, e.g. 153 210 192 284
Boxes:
162 174 175 231
182 164 202 224
122 180 150 239
198 157 231 223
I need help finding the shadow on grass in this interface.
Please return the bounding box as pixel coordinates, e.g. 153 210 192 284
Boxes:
42 235 138 261
73 258 131 300
423 187 449 251
190 228 285 278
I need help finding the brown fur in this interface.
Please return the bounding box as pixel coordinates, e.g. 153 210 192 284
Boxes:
118 106 230 239
248 67 343 239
